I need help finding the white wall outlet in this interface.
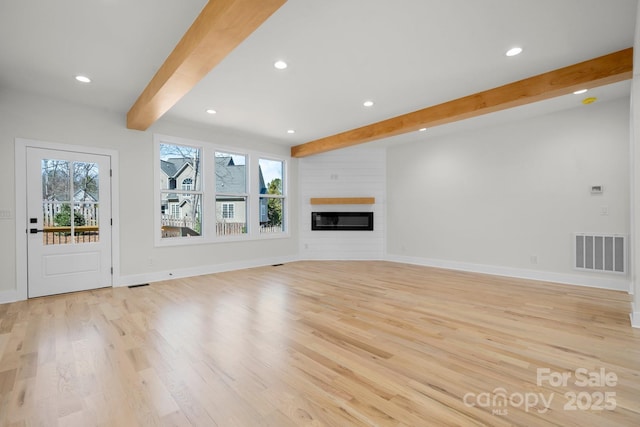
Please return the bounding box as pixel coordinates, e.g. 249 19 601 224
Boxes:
601 206 609 216
530 255 538 265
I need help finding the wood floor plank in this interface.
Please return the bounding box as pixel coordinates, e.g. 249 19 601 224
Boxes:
1 260 640 426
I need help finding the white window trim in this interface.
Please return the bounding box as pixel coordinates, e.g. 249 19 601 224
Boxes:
156 139 205 245
154 134 289 247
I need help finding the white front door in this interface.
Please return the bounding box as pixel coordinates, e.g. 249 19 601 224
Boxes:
26 147 112 298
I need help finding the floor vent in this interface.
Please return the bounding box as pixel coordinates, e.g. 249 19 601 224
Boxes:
574 233 625 273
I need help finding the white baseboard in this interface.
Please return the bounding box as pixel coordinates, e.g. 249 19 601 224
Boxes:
631 312 640 328
298 254 385 261
0 290 19 305
115 255 299 287
386 254 631 292
5 253 633 310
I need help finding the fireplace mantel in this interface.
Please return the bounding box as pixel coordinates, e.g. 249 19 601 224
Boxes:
310 197 375 205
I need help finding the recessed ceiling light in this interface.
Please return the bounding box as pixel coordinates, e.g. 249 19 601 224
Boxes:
287 129 295 134
274 60 288 70
419 128 427 132
505 47 523 57
206 109 217 114
363 100 374 107
75 75 91 83
573 89 588 95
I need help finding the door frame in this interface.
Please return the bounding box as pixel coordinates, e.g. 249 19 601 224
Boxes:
15 138 121 300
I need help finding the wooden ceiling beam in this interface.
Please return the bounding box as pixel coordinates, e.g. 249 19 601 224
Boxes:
291 48 633 158
127 0 287 131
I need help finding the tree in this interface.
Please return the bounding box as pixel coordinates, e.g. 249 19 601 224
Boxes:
54 204 85 227
266 178 282 227
42 159 70 201
73 162 99 202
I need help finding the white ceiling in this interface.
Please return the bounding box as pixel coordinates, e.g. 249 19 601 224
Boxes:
0 0 636 148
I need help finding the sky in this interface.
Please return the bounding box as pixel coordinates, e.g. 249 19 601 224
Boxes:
258 158 283 186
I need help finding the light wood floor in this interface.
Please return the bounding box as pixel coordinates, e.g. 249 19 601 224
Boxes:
1 261 639 426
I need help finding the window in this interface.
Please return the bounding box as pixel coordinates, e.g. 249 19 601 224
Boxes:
171 204 180 218
259 158 285 234
181 178 192 191
40 159 101 245
155 135 287 245
222 203 234 219
159 143 202 239
215 152 247 236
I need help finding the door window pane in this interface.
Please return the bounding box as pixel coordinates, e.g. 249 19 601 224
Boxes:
73 202 100 243
43 202 72 245
42 159 70 201
73 162 100 244
40 159 101 245
41 160 72 245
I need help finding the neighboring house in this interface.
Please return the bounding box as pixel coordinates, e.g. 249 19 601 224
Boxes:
73 188 99 226
160 156 269 236
160 157 197 225
215 156 246 227
74 188 98 203
215 156 269 226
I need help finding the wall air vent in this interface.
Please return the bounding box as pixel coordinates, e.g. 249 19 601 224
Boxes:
574 233 625 273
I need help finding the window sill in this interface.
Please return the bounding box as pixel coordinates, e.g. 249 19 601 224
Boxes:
155 231 290 247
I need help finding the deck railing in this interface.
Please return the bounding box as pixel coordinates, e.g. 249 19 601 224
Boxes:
40 202 283 243
42 201 99 227
41 202 100 245
160 217 282 238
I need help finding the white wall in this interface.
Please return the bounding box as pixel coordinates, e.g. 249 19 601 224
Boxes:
299 147 385 259
0 87 634 304
0 88 298 302
387 98 630 290
630 0 640 327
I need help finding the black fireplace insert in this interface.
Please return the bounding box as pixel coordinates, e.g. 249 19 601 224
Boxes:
311 212 373 231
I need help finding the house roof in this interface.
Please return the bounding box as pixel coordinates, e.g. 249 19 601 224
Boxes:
258 166 267 195
160 156 264 194
160 158 192 179
74 188 98 202
215 156 246 194
0 1 635 149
